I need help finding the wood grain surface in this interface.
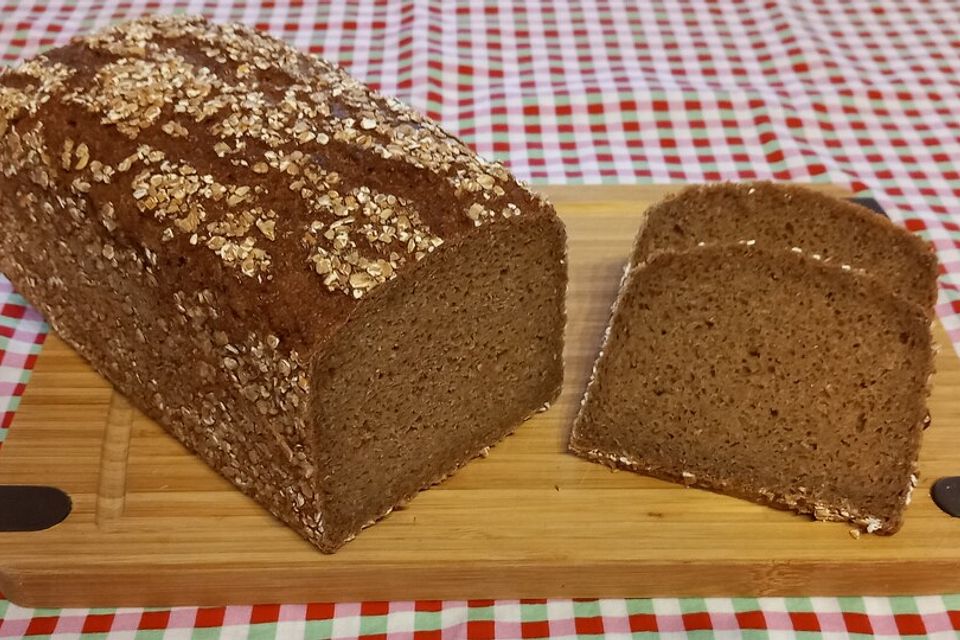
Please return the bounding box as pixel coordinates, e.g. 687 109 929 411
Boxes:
1 184 958 607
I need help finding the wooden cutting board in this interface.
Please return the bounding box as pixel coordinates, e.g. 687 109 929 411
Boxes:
1 184 959 607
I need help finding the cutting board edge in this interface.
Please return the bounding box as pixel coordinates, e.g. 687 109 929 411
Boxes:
4 557 960 607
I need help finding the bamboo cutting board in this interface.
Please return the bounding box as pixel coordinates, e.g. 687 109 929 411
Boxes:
1 184 959 607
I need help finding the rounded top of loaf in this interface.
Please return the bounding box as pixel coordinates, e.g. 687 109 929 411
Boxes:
632 182 938 311
0 15 554 351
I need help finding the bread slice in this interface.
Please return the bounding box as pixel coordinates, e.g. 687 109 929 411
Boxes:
0 16 566 551
633 183 938 311
570 244 933 534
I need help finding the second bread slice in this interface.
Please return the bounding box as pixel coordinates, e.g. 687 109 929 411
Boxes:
570 244 933 534
632 183 938 312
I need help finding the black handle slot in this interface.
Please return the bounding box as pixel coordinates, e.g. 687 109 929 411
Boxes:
0 485 72 532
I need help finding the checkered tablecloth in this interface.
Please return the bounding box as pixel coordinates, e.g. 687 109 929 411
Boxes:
2 0 960 637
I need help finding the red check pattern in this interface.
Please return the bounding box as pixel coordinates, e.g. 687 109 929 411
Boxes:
2 0 960 637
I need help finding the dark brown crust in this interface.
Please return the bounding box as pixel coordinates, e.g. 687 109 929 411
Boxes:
0 16 554 352
632 182 939 312
0 16 566 551
571 243 933 535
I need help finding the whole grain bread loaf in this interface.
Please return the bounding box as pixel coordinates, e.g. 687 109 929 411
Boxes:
0 16 566 551
570 244 933 534
633 182 938 311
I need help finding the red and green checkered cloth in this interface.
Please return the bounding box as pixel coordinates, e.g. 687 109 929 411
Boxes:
3 0 960 637
2 597 960 638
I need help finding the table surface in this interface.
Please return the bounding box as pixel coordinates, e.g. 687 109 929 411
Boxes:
1 0 959 638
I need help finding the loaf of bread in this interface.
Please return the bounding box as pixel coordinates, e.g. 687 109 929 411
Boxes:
570 243 933 534
0 16 567 551
632 182 938 311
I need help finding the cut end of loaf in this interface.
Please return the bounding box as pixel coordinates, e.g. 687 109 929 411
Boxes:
310 214 567 551
571 243 933 535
